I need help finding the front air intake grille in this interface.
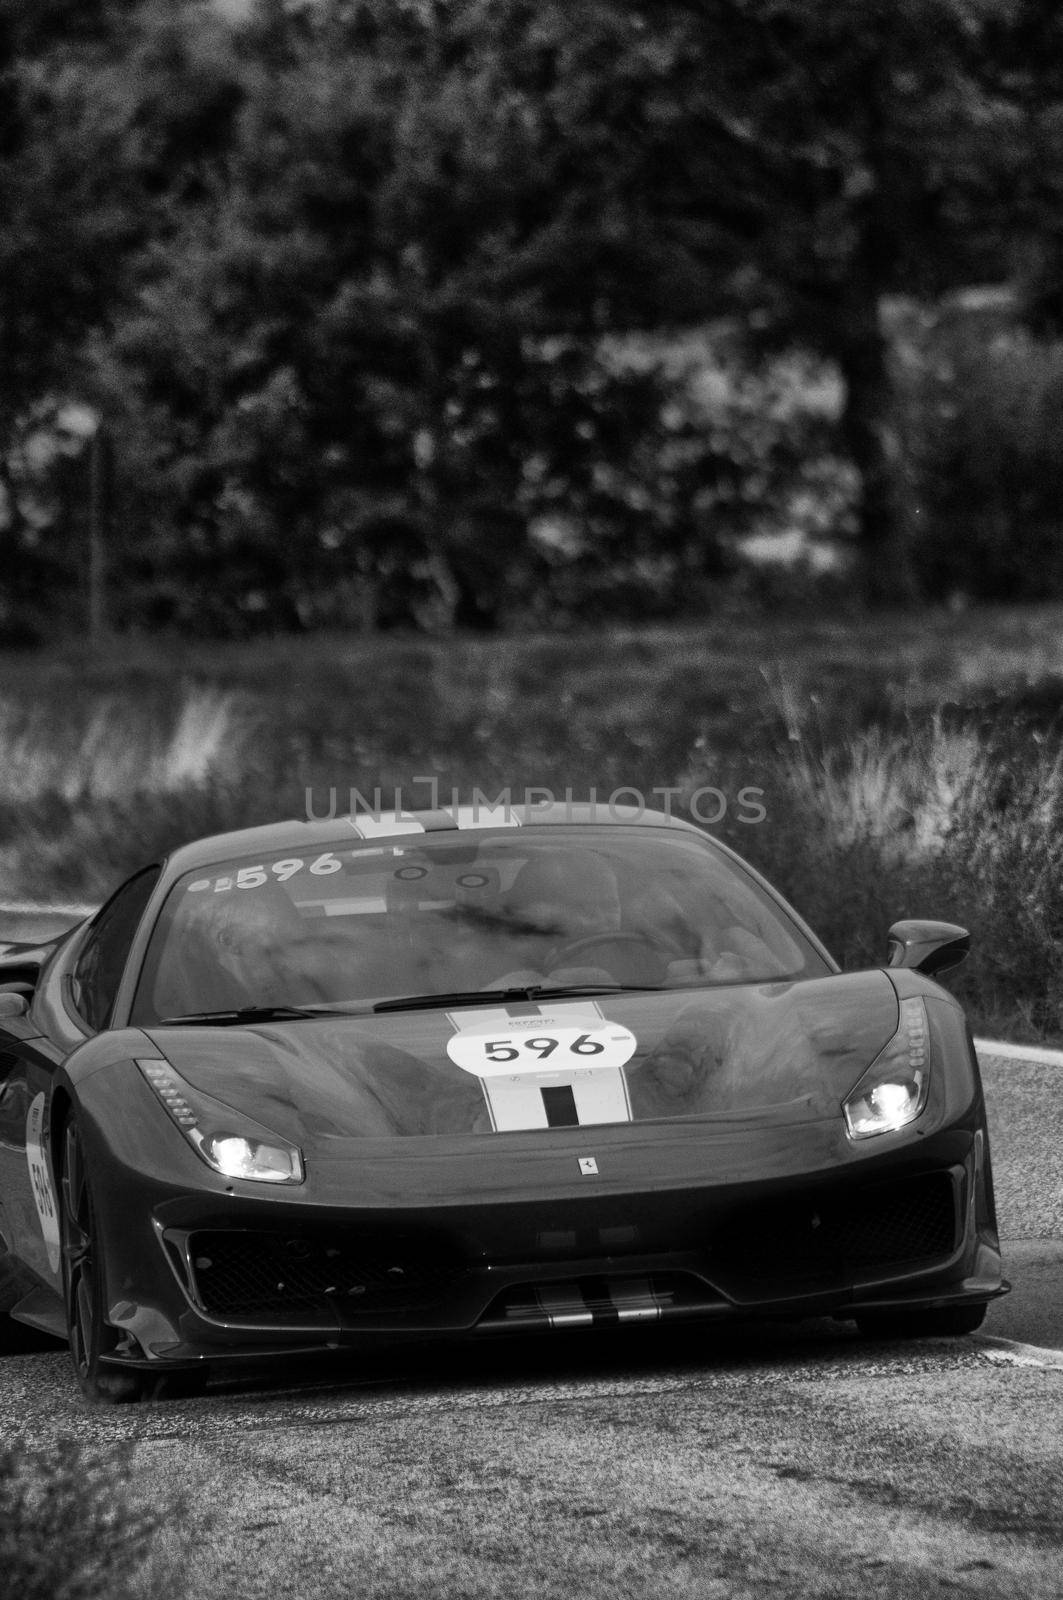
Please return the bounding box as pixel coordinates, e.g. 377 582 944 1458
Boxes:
713 1172 959 1293
834 1174 959 1269
186 1229 466 1320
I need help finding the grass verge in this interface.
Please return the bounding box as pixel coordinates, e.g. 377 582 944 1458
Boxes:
1 605 1061 1041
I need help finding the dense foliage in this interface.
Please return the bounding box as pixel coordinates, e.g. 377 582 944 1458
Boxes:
1 0 1062 636
0 1436 186 1600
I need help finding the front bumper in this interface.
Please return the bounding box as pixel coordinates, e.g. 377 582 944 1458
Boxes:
93 1124 1005 1369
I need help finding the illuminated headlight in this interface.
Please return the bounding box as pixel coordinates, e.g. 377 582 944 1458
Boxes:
203 1135 302 1183
137 1060 305 1183
843 996 930 1140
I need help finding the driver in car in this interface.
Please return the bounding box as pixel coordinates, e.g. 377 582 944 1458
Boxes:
485 851 626 988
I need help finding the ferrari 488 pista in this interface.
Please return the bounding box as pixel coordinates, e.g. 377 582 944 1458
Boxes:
0 802 1005 1400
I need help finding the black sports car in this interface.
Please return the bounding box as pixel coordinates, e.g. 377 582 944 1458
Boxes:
0 803 1006 1401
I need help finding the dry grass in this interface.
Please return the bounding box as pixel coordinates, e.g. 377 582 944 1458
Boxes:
724 719 1063 1040
775 718 984 860
1 604 1062 1038
0 689 244 802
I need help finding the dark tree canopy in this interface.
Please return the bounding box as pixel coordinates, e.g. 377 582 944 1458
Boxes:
1 0 1061 634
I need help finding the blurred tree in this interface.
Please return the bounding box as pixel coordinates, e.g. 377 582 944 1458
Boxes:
6 0 1057 632
0 3 136 630
98 0 748 631
0 0 247 634
976 1 1063 337
902 303 1063 601
491 0 1023 605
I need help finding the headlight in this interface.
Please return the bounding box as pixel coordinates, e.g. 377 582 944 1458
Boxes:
137 1059 304 1183
843 996 930 1140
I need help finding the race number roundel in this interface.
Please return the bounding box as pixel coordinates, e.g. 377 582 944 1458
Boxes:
26 1093 61 1274
447 1018 637 1078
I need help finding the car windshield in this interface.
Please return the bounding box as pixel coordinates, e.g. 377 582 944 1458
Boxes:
131 826 830 1024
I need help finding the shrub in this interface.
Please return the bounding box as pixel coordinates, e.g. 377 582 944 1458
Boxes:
0 1438 186 1600
718 716 1063 1040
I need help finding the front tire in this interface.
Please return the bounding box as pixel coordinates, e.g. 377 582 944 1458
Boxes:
59 1115 207 1402
855 1303 987 1340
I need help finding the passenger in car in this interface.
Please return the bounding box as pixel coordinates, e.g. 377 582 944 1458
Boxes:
170 883 341 1011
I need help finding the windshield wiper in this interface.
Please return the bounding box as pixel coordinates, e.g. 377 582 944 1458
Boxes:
372 983 663 1014
154 1004 360 1026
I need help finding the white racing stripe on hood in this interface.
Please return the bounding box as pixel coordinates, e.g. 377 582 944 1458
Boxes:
446 999 633 1132
346 806 522 838
348 815 427 838
450 805 522 829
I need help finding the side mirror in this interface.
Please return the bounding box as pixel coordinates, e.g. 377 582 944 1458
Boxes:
886 919 970 977
0 991 29 1018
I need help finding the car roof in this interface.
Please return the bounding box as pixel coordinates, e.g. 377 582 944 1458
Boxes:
163 803 705 876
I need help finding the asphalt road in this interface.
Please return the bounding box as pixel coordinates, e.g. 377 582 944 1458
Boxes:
2 909 1061 1597
4 1317 1061 1599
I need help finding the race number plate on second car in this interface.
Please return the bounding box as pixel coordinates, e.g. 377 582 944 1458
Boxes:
446 1004 637 1132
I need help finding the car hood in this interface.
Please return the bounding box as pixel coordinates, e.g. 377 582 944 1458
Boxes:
144 970 900 1142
